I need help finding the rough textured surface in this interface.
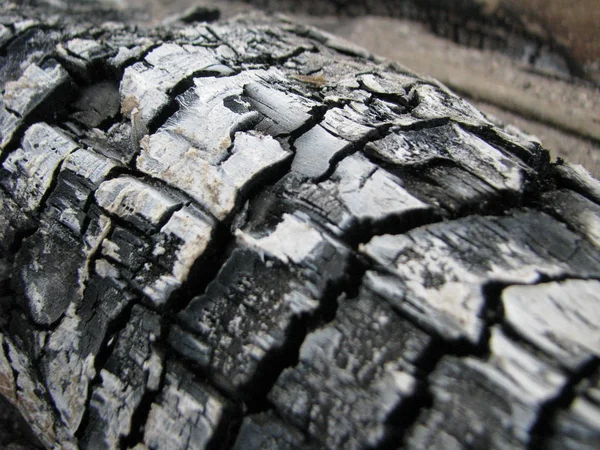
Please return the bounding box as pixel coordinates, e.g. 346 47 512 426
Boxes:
231 411 318 450
172 213 351 400
269 286 433 449
405 328 568 450
0 2 599 449
362 211 600 344
542 189 600 247
0 62 73 153
140 361 237 450
79 305 163 449
547 367 600 449
503 280 600 371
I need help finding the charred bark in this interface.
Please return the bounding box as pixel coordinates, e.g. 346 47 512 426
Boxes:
1 2 599 449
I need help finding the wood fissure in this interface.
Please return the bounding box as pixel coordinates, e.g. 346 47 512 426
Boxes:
1 4 599 449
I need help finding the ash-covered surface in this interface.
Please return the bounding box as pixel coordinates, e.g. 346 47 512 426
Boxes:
0 395 41 449
1 1 600 450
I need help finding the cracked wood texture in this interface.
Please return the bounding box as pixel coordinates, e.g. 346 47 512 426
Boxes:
1 2 600 449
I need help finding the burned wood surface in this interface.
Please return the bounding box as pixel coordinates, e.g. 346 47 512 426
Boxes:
0 2 599 449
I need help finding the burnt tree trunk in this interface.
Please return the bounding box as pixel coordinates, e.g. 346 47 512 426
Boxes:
1 2 599 449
